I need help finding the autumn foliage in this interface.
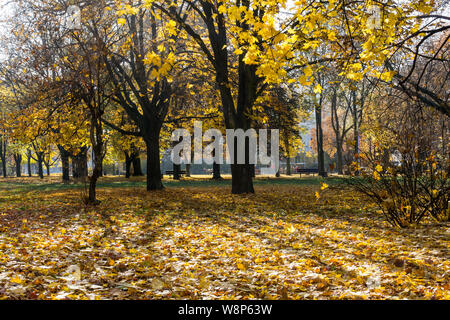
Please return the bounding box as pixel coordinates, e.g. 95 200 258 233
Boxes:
0 0 448 301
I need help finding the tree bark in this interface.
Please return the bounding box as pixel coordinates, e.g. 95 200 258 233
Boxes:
212 162 222 180
59 147 70 182
336 141 344 175
231 164 254 194
352 90 360 176
88 113 104 205
99 160 103 177
14 154 22 177
0 138 7 178
212 148 222 180
229 130 255 193
27 149 32 177
145 134 163 190
37 153 44 179
315 103 326 177
72 148 88 179
173 163 181 180
132 155 143 176
125 152 132 178
284 131 292 175
89 159 101 204
0 158 6 178
1 160 6 178
286 156 291 176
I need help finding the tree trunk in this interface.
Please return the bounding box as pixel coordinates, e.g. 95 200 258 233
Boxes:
382 148 391 170
352 90 360 176
72 148 88 179
212 162 222 180
230 142 255 193
229 120 255 194
99 160 103 177
1 158 6 178
27 150 32 177
145 135 163 190
37 153 44 179
125 152 132 179
286 156 291 176
315 104 326 177
336 141 344 175
14 154 22 177
0 139 6 178
231 164 254 194
88 114 104 205
173 163 181 180
132 155 143 176
284 131 292 176
212 148 222 180
45 162 50 176
89 156 102 204
59 147 70 182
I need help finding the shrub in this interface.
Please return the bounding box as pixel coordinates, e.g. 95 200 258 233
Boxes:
346 105 449 228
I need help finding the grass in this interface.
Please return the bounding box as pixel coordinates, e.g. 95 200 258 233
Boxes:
0 174 343 194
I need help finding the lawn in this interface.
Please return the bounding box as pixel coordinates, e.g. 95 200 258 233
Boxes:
0 176 448 299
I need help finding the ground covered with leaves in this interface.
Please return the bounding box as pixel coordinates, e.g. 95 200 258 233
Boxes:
0 177 448 300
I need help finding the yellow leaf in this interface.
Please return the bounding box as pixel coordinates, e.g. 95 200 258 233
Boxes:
373 171 381 181
287 224 296 233
10 277 23 284
237 262 246 271
314 84 322 94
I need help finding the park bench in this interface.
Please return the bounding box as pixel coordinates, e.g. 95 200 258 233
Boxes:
295 168 319 176
164 170 187 178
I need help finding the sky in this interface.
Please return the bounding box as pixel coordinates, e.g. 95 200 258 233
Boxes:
0 1 13 25
0 1 14 61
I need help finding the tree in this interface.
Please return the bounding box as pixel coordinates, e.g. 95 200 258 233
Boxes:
158 0 296 193
94 1 187 190
329 82 353 174
60 5 114 203
0 135 7 178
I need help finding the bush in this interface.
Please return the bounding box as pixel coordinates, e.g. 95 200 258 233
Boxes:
347 155 449 227
346 105 449 228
